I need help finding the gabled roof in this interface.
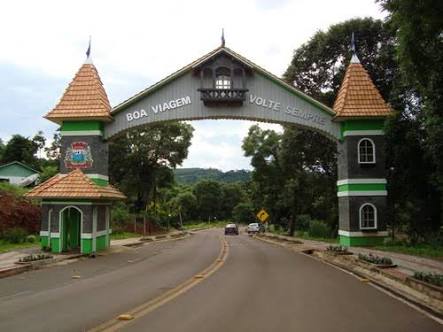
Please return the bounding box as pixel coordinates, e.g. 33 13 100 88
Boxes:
25 169 125 200
112 46 334 116
0 161 38 174
45 61 112 124
333 60 391 119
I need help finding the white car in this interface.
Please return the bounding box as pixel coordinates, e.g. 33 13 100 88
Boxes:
247 223 263 234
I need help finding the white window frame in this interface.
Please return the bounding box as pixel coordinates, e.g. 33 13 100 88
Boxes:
215 75 231 89
359 203 377 230
358 138 376 164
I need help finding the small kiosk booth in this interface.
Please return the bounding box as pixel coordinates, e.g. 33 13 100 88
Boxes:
26 56 126 254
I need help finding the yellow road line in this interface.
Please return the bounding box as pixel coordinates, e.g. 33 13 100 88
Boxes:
89 236 229 332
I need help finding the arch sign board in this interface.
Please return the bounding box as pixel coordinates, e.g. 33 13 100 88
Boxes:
105 48 340 141
31 44 390 254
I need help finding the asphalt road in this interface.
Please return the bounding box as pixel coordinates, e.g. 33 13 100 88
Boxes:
0 231 220 331
0 229 441 332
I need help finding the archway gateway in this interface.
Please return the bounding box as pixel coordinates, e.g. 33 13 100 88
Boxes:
26 43 391 253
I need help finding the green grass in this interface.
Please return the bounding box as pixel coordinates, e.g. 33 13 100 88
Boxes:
297 233 339 244
110 232 140 240
374 244 443 260
267 228 339 243
0 240 39 253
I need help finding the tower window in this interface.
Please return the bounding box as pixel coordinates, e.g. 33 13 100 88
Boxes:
359 203 377 230
358 138 376 164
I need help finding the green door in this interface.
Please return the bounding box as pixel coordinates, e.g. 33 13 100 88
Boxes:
62 208 81 251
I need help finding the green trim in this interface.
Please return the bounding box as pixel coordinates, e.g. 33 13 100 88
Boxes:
40 236 49 248
340 235 385 246
50 237 61 253
61 121 104 132
81 239 93 254
91 178 109 186
96 235 108 251
340 119 385 139
337 183 386 192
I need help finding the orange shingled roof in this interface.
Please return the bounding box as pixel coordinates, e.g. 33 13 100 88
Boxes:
45 61 112 124
25 169 125 200
333 61 391 119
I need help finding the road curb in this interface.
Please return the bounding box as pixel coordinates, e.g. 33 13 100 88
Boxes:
0 252 85 280
0 264 32 279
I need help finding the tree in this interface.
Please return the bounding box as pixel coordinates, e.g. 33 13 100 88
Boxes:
242 123 338 235
1 135 40 169
0 139 5 161
284 17 397 107
379 0 443 226
169 191 198 224
32 131 46 160
44 132 61 160
109 122 193 213
39 165 59 183
242 125 286 226
220 183 246 219
232 202 256 224
193 180 223 220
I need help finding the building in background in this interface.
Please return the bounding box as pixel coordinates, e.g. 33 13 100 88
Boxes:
0 161 39 186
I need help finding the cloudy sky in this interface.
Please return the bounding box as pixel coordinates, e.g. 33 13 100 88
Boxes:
0 0 386 171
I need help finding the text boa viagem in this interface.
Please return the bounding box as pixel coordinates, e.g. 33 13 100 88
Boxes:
126 96 191 122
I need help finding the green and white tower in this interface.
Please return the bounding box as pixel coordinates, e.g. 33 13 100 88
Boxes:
333 49 392 246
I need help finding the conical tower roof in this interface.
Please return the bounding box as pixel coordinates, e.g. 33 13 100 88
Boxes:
333 58 391 119
25 169 125 200
45 59 112 124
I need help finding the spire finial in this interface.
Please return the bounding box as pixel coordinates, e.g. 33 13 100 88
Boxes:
85 36 93 64
221 28 225 47
350 32 360 64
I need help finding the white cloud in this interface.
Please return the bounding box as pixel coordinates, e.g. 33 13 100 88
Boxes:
0 0 386 170
181 120 282 170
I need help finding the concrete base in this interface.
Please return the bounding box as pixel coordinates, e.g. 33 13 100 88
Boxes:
41 236 110 254
339 235 385 247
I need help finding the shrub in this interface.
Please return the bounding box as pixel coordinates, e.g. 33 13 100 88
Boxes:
295 214 311 231
0 191 40 236
19 254 52 262
0 183 28 197
3 227 28 243
358 253 393 265
327 245 348 253
413 272 443 287
26 235 37 243
308 220 330 238
111 202 131 224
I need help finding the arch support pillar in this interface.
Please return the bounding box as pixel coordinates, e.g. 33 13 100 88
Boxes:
337 119 388 246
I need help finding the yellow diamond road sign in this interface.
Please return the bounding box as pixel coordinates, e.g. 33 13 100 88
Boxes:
257 209 269 223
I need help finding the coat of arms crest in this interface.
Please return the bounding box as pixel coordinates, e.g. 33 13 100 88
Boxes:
64 141 93 169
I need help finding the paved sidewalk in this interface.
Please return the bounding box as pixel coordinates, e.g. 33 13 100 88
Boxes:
0 230 188 275
0 246 41 270
262 233 443 275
